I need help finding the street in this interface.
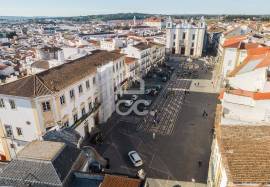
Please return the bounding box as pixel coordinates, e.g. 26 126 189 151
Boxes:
94 57 218 183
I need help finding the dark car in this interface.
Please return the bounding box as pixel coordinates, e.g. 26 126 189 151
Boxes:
89 161 103 173
150 89 158 96
155 85 162 91
170 67 175 71
162 76 168 82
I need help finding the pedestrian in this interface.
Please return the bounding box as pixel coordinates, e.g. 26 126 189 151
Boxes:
203 110 207 117
210 128 215 135
211 81 214 88
153 119 157 126
198 161 202 168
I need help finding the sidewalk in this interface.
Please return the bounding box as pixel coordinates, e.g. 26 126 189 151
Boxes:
189 60 222 94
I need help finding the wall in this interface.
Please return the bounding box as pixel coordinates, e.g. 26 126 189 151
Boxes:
222 48 237 78
97 62 115 123
0 95 40 159
207 138 228 187
228 68 267 92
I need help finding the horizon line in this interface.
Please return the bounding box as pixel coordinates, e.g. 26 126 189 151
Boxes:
1 13 270 18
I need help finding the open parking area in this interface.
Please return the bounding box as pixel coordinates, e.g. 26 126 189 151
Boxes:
93 57 218 183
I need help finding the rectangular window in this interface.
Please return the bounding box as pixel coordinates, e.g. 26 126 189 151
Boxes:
73 114 78 123
191 43 195 48
70 89 75 99
173 34 176 39
81 107 86 116
16 127 23 136
192 34 196 40
42 101 51 112
190 48 194 56
64 121 69 127
78 85 83 93
182 33 186 40
86 80 90 89
93 77 96 85
60 95 65 105
9 100 16 109
0 99 5 108
4 125 13 137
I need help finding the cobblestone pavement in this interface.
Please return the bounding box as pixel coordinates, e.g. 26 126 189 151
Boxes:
137 71 192 135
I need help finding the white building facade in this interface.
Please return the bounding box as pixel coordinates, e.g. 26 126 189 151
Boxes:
0 50 124 161
166 17 206 57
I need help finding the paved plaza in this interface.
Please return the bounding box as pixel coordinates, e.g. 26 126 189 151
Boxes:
94 57 219 183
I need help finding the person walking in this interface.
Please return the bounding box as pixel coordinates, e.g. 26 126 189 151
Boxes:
202 110 207 117
198 161 202 168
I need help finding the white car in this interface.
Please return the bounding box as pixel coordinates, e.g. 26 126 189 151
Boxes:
128 151 143 167
144 100 152 106
123 100 134 107
131 95 139 101
145 89 151 95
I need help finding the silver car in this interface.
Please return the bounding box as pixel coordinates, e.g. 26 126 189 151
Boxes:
128 151 143 167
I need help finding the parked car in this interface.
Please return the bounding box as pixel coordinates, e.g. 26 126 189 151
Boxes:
162 76 168 82
169 67 175 71
138 100 152 111
145 89 152 95
123 100 134 107
89 161 103 173
131 95 139 101
150 89 158 96
128 151 143 167
144 100 152 106
155 85 162 91
154 68 162 73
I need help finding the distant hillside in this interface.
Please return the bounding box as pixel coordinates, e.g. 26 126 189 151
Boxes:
61 13 157 21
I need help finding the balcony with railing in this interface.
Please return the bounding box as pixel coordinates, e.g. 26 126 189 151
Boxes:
72 102 101 128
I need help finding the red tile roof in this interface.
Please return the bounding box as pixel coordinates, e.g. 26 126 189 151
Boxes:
125 57 137 64
144 17 164 23
223 36 247 48
229 49 270 77
217 125 270 184
100 175 141 187
221 89 270 100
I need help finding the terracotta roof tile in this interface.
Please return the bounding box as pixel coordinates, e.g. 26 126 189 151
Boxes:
125 57 137 64
223 36 247 48
218 125 270 184
229 50 270 77
0 50 125 97
100 175 141 187
223 89 270 100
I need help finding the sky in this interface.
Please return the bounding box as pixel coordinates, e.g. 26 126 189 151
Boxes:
0 0 269 17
